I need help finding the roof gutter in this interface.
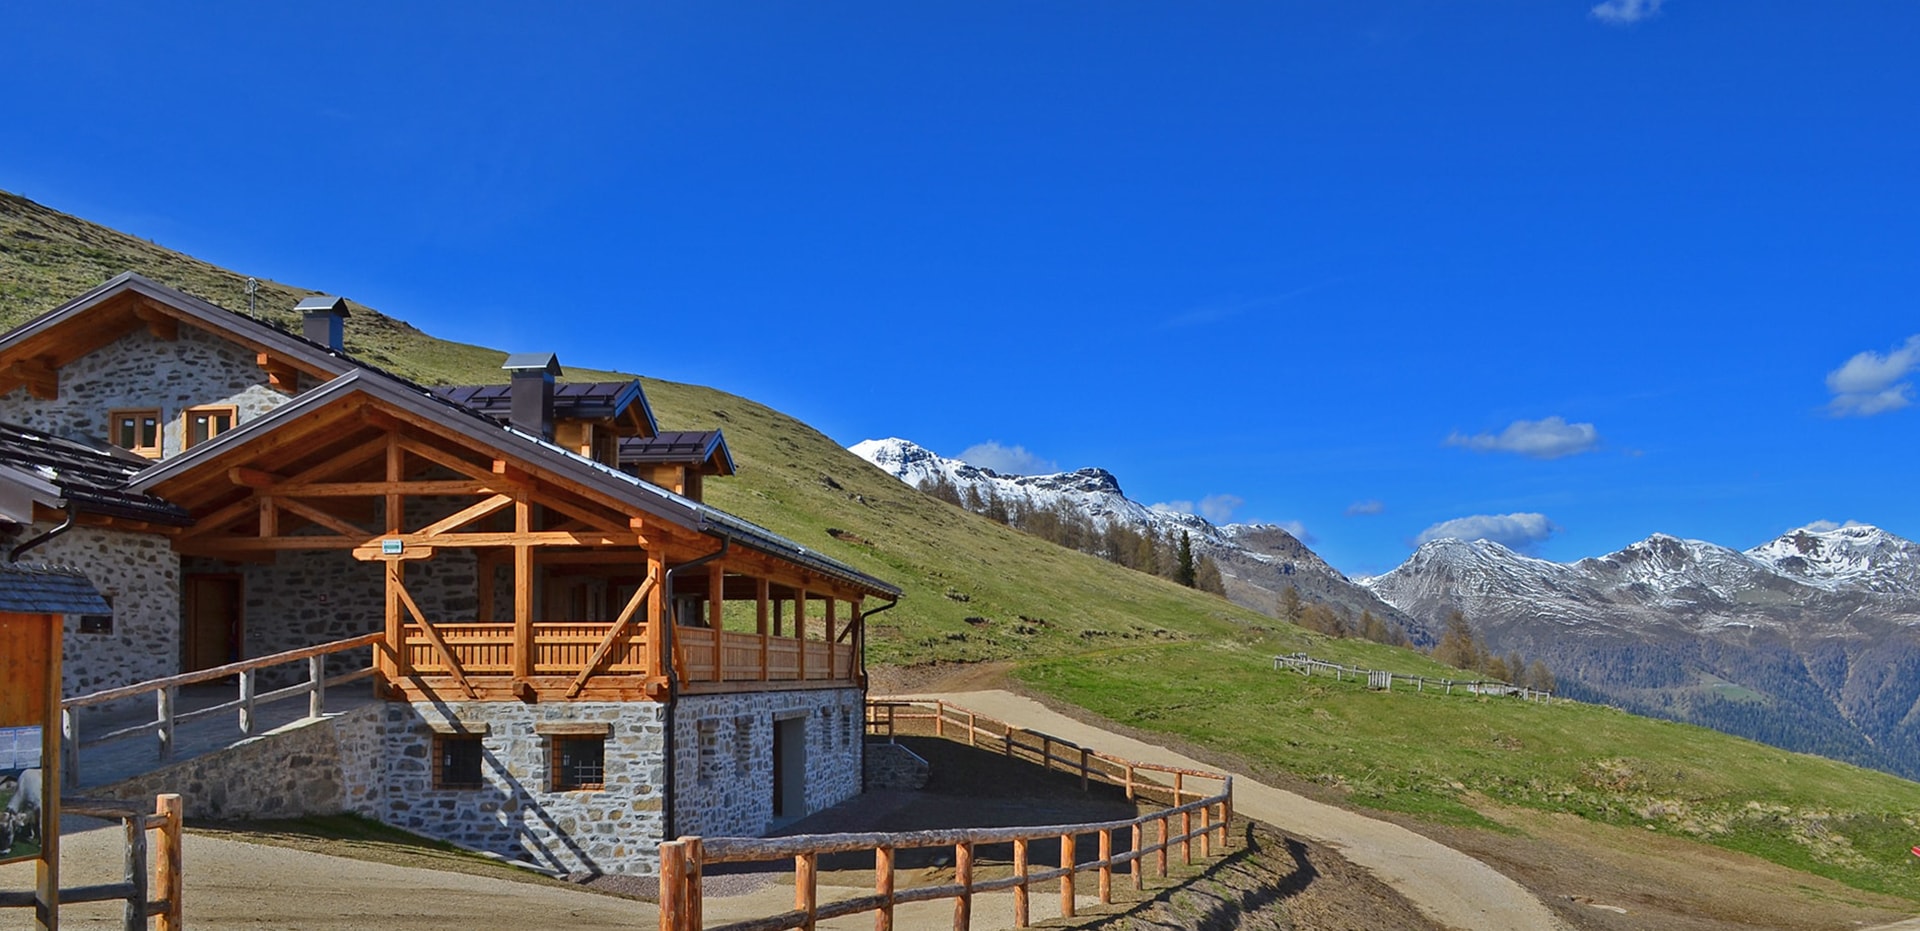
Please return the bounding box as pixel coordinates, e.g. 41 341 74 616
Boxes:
10 500 78 563
660 533 730 843
853 597 898 688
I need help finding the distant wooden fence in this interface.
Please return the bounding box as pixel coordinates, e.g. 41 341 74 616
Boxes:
0 793 183 931
655 698 1234 931
1272 652 1555 703
59 633 383 788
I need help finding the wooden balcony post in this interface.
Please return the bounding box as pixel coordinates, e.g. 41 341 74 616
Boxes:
384 559 408 683
647 552 668 683
513 499 533 682
824 597 837 679
794 589 807 681
756 577 771 682
708 563 725 682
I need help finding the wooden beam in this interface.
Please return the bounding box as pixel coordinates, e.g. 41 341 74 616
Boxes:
228 467 282 488
6 356 57 400
513 499 533 682
133 301 179 340
396 435 499 484
709 563 726 683
274 496 370 538
271 479 507 498
417 494 513 537
392 572 477 699
647 551 668 684
255 352 298 393
565 568 659 698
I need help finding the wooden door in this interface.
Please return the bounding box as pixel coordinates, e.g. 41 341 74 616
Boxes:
182 575 242 672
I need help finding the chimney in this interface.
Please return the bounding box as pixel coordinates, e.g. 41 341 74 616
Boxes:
502 352 562 440
295 296 350 351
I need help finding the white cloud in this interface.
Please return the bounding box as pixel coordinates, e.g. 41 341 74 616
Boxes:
1826 335 1920 417
1345 499 1385 517
1445 417 1601 459
957 441 1058 475
1797 519 1871 534
1591 0 1664 25
1199 494 1244 523
1415 512 1557 551
1277 520 1316 545
1152 500 1196 516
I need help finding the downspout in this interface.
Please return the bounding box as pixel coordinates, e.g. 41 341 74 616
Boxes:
660 534 730 843
854 598 898 789
10 500 78 563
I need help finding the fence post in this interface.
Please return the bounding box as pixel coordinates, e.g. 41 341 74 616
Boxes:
1040 736 1051 772
1157 817 1168 877
62 706 80 789
1174 771 1184 805
155 794 183 931
876 846 895 931
309 654 327 718
123 809 148 931
1079 748 1090 792
934 701 944 738
685 837 703 931
1199 802 1211 858
1012 837 1029 928
1059 832 1076 919
659 841 685 931
1130 823 1143 890
966 711 976 747
1182 806 1193 865
1124 763 1135 800
796 851 818 931
1005 723 1014 757
239 668 256 735
954 841 973 931
157 686 175 762
1098 829 1112 905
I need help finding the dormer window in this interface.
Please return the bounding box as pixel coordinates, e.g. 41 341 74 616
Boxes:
183 405 237 449
110 408 162 458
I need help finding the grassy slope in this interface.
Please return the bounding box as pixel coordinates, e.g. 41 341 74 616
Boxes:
5 190 1918 904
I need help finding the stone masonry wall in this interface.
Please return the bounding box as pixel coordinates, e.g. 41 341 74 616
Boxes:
93 703 383 820
27 525 181 699
864 742 930 790
1 325 306 458
672 688 865 839
355 700 670 876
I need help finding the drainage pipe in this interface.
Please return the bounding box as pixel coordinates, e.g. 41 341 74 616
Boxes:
660 534 730 844
9 500 77 563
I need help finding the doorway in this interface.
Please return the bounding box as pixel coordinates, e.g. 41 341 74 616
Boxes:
182 575 242 672
772 715 807 820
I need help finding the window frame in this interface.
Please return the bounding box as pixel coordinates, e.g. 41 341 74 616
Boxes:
109 408 164 458
433 734 485 790
550 735 606 792
181 404 239 450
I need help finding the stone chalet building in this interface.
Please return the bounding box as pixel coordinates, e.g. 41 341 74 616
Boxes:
0 273 900 874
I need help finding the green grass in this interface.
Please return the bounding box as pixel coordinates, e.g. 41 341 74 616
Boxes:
1015 639 1920 900
8 188 1920 904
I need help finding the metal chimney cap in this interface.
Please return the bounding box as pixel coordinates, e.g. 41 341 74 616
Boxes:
502 352 562 376
294 296 351 317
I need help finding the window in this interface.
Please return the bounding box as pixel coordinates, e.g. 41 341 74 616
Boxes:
182 405 237 449
110 409 162 458
435 736 484 789
552 736 606 791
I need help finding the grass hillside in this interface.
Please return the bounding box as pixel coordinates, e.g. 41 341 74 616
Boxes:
5 190 1920 913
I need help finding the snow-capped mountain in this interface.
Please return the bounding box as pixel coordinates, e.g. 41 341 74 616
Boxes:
1363 526 1920 780
850 437 1418 634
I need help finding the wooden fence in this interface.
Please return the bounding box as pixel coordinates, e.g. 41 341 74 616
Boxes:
656 698 1233 931
0 794 183 931
59 633 384 788
1272 652 1555 703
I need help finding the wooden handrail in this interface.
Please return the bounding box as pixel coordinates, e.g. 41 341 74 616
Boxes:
660 698 1235 931
63 632 385 708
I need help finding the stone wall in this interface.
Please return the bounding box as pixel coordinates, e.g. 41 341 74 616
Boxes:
864 741 930 790
92 703 382 820
672 688 865 839
354 700 670 876
25 525 181 699
1 325 307 458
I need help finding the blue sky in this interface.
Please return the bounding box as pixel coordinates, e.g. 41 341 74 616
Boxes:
4 2 1916 575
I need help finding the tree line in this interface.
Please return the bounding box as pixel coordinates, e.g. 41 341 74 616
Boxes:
1430 609 1557 691
916 473 1226 595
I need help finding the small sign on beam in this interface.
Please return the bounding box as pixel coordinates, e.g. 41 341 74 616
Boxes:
381 539 404 556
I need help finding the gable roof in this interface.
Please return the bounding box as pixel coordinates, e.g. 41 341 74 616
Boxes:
0 421 191 525
0 272 353 392
434 380 660 435
619 430 736 476
130 370 899 599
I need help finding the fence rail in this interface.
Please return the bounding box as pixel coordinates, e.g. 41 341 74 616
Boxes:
0 793 183 931
1272 652 1555 702
657 698 1234 931
59 633 384 788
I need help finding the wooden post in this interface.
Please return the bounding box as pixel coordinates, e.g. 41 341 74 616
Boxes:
793 590 808 680
60 707 78 789
383 560 407 686
1059 832 1076 919
155 794 183 931
1098 829 1112 904
123 809 147 931
1182 807 1193 865
824 597 837 680
1012 838 1029 928
237 668 255 734
796 851 818 931
1040 736 1051 772
966 711 975 747
1130 823 1143 891
658 841 685 931
935 702 944 738
1005 723 1014 756
1124 763 1135 800
756 577 770 682
953 841 973 931
38 625 63 931
309 654 327 718
647 552 668 683
1157 817 1168 878
1199 802 1211 858
513 499 534 682
1174 771 1184 805
685 837 703 931
156 686 175 762
875 846 896 931
1079 748 1091 792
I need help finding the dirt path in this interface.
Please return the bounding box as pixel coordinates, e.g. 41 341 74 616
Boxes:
912 689 1574 931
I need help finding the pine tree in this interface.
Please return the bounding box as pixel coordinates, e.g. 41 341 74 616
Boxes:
1175 531 1196 587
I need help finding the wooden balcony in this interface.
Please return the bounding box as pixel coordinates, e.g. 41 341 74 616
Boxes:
383 620 858 702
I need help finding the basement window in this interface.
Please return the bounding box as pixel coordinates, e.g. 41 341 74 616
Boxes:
182 405 237 449
435 735 484 789
551 736 606 791
110 409 162 458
